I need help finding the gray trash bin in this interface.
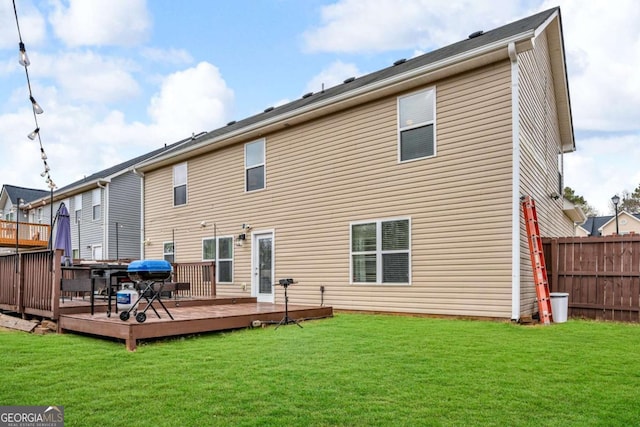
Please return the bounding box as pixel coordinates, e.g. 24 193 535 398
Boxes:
550 292 569 323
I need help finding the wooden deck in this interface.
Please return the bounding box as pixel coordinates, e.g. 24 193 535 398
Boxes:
0 219 50 248
58 296 333 351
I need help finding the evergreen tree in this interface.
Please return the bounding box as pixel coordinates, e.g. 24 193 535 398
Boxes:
619 184 640 213
563 187 598 216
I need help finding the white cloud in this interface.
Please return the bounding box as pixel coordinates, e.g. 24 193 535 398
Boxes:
49 0 151 47
303 0 527 53
564 133 640 215
305 60 362 94
42 51 140 104
544 0 640 132
0 1 47 49
148 62 235 139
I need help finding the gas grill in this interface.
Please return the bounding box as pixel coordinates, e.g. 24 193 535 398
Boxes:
119 260 174 323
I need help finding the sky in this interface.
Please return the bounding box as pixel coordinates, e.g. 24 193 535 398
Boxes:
1 0 639 216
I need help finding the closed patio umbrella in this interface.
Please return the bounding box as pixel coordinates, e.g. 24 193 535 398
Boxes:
54 203 72 266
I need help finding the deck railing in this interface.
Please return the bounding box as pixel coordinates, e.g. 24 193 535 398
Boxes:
0 219 50 248
172 262 216 297
0 249 61 319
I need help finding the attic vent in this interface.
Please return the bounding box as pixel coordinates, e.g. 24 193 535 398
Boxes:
393 58 406 66
264 106 274 113
343 76 356 84
227 120 236 126
468 30 484 39
302 92 313 99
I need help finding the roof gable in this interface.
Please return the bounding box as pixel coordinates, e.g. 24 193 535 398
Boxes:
1 184 49 204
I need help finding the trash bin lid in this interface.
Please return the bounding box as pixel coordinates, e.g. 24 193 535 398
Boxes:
549 292 569 297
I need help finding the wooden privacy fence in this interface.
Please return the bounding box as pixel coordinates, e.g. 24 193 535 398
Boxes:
0 249 62 319
543 236 640 321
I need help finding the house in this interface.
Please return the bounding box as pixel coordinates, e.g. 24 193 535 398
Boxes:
23 136 201 262
0 184 51 253
577 211 640 236
135 7 583 320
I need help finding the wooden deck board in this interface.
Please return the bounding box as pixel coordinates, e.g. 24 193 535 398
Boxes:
58 300 333 351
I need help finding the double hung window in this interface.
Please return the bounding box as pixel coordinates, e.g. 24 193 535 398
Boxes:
202 237 234 283
245 139 265 191
351 218 410 284
173 163 187 206
398 88 436 162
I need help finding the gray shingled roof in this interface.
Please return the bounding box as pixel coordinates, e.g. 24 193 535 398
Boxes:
50 133 205 196
165 7 560 155
2 184 49 204
581 213 640 236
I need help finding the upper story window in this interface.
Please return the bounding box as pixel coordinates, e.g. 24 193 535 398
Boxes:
74 194 82 223
173 163 187 206
245 139 265 192
398 88 436 162
37 208 43 224
351 218 411 285
92 189 101 221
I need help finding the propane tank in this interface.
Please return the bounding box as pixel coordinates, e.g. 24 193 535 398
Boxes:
116 284 139 312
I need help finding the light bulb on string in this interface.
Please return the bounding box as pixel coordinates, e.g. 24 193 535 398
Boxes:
18 42 30 67
27 128 39 140
30 96 43 114
40 148 47 160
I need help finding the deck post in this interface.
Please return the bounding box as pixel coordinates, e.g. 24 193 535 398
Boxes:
17 253 24 317
51 250 62 320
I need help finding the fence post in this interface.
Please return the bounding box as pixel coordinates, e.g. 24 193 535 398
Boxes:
550 238 559 292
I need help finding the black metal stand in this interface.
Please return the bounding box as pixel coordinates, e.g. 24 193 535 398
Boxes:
275 279 302 329
119 280 174 323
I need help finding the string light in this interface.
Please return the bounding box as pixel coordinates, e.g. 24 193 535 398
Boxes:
13 0 56 192
29 96 44 114
18 42 30 66
28 127 39 140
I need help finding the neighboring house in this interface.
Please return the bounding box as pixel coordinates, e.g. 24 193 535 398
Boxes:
135 7 583 320
0 185 50 254
577 212 640 236
24 137 201 261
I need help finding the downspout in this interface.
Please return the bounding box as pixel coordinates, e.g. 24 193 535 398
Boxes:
132 168 145 259
97 180 108 260
509 42 521 321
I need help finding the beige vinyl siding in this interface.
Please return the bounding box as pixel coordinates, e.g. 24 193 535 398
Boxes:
144 60 514 318
518 29 575 316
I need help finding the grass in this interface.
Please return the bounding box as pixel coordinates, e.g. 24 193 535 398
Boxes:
0 314 639 426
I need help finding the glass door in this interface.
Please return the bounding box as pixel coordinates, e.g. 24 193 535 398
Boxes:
253 232 274 303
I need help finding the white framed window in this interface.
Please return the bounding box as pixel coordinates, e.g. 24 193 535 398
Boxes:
173 163 187 206
202 236 234 283
74 194 82 224
92 189 101 220
245 139 265 192
398 88 436 162
37 208 43 224
163 242 175 263
350 217 411 284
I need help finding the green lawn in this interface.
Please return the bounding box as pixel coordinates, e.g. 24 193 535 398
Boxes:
1 314 638 426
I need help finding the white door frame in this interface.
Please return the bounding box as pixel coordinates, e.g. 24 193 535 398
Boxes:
251 230 274 303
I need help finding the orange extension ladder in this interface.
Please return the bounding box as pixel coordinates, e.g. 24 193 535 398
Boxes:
522 196 553 325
